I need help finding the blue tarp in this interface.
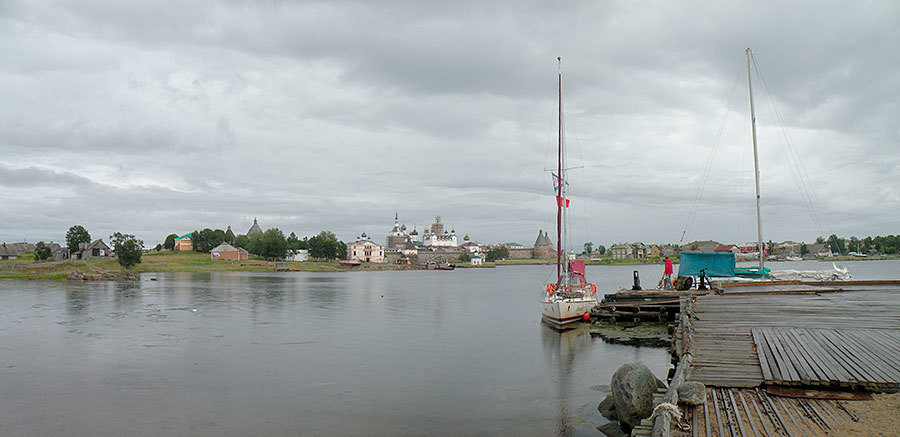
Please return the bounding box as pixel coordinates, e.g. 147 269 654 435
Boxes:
678 252 736 277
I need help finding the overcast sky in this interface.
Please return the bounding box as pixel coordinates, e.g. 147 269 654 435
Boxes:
1 1 898 248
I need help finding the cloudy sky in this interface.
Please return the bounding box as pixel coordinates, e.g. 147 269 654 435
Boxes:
1 1 898 248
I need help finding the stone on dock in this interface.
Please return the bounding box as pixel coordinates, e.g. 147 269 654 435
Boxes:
675 381 706 405
610 362 659 428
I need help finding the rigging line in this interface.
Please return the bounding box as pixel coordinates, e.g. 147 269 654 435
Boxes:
561 80 590 252
683 58 744 241
680 57 745 243
738 107 749 240
760 58 831 235
751 53 832 237
562 80 587 174
751 52 824 235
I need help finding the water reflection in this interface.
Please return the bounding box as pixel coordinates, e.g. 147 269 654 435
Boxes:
541 324 592 436
65 288 91 317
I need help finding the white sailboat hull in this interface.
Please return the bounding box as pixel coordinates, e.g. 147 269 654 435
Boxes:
540 297 597 326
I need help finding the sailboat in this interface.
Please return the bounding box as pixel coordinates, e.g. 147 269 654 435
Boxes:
540 58 598 327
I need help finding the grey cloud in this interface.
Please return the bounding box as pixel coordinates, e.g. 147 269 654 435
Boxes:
1 0 898 247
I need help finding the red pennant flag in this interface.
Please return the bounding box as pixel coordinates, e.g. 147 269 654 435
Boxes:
556 196 570 208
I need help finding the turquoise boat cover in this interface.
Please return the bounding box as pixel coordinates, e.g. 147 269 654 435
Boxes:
677 252 736 277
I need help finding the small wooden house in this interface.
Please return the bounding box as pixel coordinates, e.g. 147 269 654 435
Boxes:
76 239 111 259
0 243 19 260
209 243 249 260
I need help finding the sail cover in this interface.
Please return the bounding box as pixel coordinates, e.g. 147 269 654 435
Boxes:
564 260 586 285
678 252 735 277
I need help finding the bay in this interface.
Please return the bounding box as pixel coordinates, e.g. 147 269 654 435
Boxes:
0 259 896 435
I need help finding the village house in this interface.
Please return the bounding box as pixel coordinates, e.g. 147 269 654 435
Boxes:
209 243 249 261
0 243 19 260
806 243 831 257
609 244 631 259
48 242 68 261
286 249 309 262
75 239 111 259
174 233 193 251
10 242 35 253
715 244 740 254
608 242 659 259
681 240 721 253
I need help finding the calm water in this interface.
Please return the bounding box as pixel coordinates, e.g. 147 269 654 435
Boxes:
1 260 896 436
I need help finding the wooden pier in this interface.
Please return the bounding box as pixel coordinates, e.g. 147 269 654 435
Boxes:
642 280 900 437
592 289 708 323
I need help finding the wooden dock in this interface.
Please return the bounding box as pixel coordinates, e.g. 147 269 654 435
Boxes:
690 387 864 437
646 280 900 437
687 284 900 389
592 288 708 323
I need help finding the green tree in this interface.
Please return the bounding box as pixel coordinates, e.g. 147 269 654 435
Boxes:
233 234 250 250
458 253 470 262
597 245 606 255
307 231 343 260
163 233 178 250
800 243 809 256
336 240 347 260
66 225 91 253
815 236 825 244
190 228 225 253
583 242 593 255
849 236 860 253
486 246 509 262
826 234 845 255
110 232 143 268
34 241 52 261
287 232 302 253
253 228 289 260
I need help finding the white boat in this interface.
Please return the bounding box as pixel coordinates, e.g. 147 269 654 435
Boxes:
540 58 598 327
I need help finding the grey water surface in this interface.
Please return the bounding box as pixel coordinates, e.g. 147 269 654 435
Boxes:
1 260 896 436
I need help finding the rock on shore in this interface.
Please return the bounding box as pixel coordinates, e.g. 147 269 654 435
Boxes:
608 362 665 429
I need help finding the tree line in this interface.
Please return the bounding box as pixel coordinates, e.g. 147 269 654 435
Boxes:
817 233 900 255
162 227 347 260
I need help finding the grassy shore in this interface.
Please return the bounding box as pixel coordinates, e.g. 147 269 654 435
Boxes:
0 251 420 280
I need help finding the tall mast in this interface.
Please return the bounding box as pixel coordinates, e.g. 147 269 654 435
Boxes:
746 48 764 271
556 56 563 284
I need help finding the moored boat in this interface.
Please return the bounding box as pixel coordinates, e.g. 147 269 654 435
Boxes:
540 58 598 327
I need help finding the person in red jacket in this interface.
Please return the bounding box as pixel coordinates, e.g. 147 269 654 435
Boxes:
663 256 674 289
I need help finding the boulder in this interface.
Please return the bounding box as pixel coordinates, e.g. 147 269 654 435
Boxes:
677 381 707 406
597 393 618 421
610 362 658 428
655 376 667 389
597 421 627 437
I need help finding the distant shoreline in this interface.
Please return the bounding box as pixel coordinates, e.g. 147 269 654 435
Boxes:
2 251 896 281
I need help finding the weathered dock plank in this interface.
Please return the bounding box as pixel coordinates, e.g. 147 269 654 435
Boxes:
686 286 900 390
751 327 900 392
